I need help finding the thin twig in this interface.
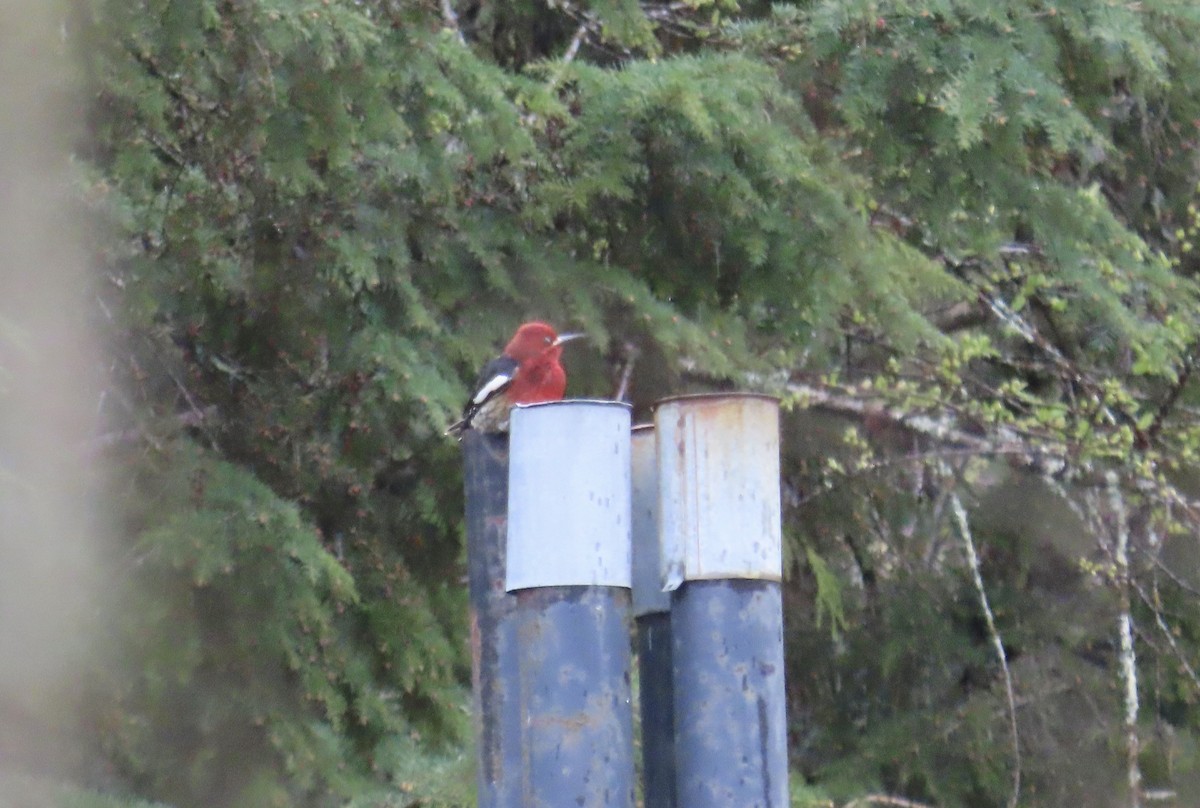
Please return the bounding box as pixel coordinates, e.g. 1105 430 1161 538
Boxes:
1043 475 1090 530
1131 576 1200 693
545 5 599 90
844 795 938 808
983 292 1147 445
440 0 466 44
794 445 1061 512
126 44 226 117
1145 350 1195 445
613 341 640 402
1150 556 1200 598
562 21 588 65
82 405 217 454
1137 515 1200 695
787 379 1200 529
787 380 1071 477
551 0 633 60
948 485 1021 808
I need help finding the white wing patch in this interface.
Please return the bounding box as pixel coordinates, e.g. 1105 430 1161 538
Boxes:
471 372 512 405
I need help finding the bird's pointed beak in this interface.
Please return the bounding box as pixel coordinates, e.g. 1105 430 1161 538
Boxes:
553 332 586 347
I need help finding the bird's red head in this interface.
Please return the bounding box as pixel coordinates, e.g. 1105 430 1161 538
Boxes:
504 321 582 362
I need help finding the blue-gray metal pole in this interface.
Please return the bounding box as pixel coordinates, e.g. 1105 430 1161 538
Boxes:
671 579 786 807
631 425 676 808
636 613 675 807
514 585 634 806
655 393 788 808
507 400 635 808
462 431 522 808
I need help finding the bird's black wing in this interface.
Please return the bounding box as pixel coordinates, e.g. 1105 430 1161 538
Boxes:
445 354 519 435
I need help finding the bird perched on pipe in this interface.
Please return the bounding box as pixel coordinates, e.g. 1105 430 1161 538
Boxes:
446 321 584 436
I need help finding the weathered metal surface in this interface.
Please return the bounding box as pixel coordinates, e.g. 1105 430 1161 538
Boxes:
507 400 632 591
515 585 635 808
631 425 677 807
654 393 782 585
462 431 523 808
636 611 677 808
672 579 788 808
630 425 669 617
656 394 788 806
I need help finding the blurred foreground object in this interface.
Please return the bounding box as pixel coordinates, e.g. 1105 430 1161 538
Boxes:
0 0 106 790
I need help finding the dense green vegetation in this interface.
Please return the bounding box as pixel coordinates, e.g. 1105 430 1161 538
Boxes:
8 0 1200 805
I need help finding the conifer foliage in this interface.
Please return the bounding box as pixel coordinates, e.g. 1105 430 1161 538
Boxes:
69 0 1200 805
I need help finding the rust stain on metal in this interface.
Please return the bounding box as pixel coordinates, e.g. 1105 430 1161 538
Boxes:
469 609 481 675
463 431 522 806
656 393 782 585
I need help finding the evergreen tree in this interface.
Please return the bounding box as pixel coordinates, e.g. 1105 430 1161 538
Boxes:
60 0 1200 805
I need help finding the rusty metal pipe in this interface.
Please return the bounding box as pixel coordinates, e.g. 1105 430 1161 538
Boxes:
463 431 522 808
671 579 787 807
654 393 788 808
507 401 635 808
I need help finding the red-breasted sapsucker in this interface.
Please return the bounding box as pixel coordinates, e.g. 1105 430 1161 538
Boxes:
446 321 584 436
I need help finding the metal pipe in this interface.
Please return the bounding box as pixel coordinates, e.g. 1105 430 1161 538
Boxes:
507 400 635 808
462 430 522 808
654 393 788 808
631 425 676 808
671 579 787 807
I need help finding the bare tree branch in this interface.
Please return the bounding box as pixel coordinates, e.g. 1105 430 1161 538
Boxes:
948 485 1021 808
787 381 1069 476
82 405 218 455
1145 350 1196 445
544 19 594 91
440 0 466 44
613 341 640 402
787 380 1200 529
1132 575 1200 693
1107 471 1143 808
562 21 588 65
844 795 938 808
